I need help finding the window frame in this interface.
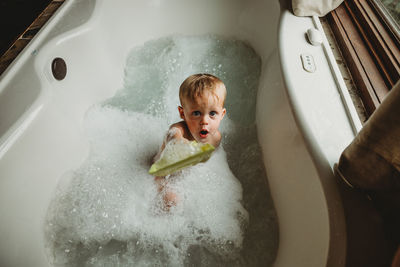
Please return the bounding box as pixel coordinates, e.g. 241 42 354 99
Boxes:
326 0 400 116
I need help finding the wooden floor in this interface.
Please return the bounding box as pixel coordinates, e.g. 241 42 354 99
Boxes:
0 0 64 76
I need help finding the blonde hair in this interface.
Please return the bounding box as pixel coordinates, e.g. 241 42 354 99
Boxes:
179 74 226 106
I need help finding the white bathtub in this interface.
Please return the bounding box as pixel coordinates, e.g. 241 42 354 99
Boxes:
0 0 362 266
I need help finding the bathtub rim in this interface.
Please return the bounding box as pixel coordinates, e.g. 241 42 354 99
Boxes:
0 0 66 158
0 0 100 159
278 9 365 267
0 0 72 82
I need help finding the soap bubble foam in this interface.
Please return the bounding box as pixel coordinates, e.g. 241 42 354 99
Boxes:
45 35 278 266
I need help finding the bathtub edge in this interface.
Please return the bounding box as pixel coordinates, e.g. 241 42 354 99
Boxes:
278 9 350 267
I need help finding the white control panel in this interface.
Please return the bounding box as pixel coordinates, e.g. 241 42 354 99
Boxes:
300 53 316 73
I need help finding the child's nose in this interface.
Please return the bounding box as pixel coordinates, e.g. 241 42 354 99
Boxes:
200 115 209 125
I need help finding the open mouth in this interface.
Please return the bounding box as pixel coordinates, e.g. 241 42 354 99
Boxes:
199 130 209 138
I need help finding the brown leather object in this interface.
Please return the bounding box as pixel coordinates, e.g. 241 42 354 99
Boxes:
338 80 400 191
337 80 400 264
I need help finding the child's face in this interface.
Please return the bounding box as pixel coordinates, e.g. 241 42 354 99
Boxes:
178 86 226 144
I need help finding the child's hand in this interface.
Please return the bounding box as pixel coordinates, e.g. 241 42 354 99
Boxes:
149 141 215 176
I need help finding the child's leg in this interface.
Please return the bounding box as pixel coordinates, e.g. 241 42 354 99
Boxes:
154 176 178 210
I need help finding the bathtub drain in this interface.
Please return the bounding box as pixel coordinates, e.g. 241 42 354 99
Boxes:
52 57 67 80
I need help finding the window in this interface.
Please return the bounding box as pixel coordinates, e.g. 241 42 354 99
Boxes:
376 0 400 30
326 0 400 117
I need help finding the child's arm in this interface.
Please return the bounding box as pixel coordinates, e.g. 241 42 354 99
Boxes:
162 125 185 148
154 123 187 163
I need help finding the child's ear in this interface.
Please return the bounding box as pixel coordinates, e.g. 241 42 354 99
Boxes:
221 108 226 119
178 106 185 119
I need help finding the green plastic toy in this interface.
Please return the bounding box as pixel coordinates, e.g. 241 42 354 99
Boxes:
149 141 215 176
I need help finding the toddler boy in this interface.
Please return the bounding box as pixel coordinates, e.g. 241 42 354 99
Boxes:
155 73 227 209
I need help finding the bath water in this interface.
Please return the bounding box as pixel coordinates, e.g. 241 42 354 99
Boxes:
45 35 278 266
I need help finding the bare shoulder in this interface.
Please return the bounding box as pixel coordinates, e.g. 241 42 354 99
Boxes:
169 121 193 141
168 121 184 136
170 121 186 131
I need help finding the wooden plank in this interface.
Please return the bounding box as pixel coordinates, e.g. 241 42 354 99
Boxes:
328 5 382 115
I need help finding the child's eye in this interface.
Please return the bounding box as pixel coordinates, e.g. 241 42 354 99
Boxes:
192 111 201 116
210 111 217 117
